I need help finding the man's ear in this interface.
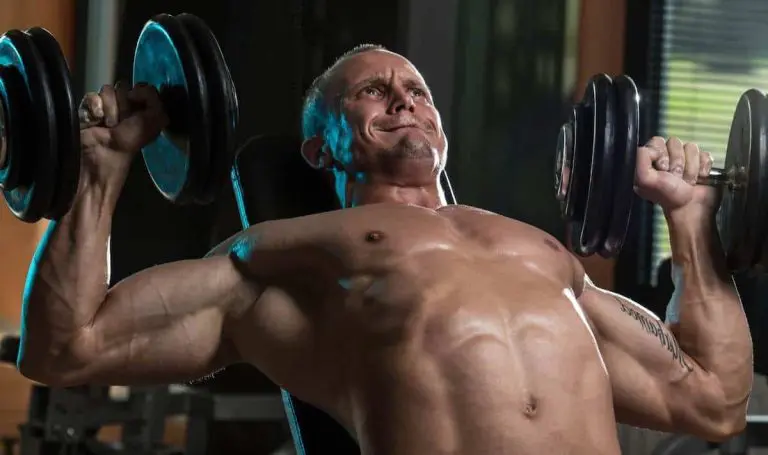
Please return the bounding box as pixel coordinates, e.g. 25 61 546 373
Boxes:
300 136 330 170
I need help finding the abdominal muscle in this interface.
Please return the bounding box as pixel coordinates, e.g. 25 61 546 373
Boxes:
341 268 622 455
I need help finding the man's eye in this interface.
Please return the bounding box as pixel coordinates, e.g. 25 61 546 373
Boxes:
364 87 384 97
409 88 426 97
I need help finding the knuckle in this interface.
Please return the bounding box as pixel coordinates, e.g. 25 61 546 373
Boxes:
83 93 101 107
666 136 683 149
648 136 666 149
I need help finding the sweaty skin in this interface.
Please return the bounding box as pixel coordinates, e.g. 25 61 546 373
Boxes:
18 50 751 455
228 203 619 455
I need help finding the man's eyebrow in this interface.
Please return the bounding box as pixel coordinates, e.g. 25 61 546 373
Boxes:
344 74 388 94
342 74 432 97
402 76 432 95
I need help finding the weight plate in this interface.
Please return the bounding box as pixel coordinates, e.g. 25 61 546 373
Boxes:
177 13 239 205
0 101 5 170
576 74 615 255
601 75 639 257
720 89 768 271
26 27 80 220
565 98 594 256
554 123 570 203
0 96 5 171
751 93 768 271
0 67 21 191
556 107 577 219
0 30 57 223
133 13 211 204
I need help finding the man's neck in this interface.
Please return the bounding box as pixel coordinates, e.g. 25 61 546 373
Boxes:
347 182 445 209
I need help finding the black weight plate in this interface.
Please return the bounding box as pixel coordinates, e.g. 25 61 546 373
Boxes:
577 74 615 255
177 13 239 205
757 94 768 271
133 13 210 205
556 107 578 219
601 75 639 257
748 93 768 271
0 93 6 177
565 101 594 256
26 27 80 220
0 30 57 223
720 89 768 271
0 67 23 191
554 123 569 205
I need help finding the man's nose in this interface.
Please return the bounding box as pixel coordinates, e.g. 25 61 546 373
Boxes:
388 88 415 114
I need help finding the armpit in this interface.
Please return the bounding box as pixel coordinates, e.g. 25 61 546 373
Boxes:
569 254 587 298
563 287 609 377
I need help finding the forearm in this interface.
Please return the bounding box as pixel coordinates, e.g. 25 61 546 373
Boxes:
19 169 125 372
666 209 752 406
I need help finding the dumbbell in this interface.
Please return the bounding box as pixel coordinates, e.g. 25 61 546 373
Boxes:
0 27 79 223
134 13 239 206
555 73 767 272
0 13 239 224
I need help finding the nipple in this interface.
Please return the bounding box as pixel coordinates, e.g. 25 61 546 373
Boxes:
543 237 561 252
365 231 385 243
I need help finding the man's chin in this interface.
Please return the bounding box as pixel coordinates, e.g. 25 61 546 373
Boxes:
376 144 440 180
389 134 435 156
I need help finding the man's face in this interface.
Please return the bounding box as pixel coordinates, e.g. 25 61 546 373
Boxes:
325 50 447 180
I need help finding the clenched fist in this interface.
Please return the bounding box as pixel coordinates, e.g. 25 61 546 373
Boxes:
79 82 168 176
635 136 719 215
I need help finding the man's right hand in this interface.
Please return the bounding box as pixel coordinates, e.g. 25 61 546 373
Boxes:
78 83 168 179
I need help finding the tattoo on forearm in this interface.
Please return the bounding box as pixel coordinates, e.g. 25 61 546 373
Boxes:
616 299 694 372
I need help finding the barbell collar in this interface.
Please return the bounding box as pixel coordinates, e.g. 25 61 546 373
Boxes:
696 166 746 189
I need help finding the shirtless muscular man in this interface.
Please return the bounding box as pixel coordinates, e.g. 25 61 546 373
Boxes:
17 45 753 454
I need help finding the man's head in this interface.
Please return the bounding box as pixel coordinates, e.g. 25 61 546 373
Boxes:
300 45 448 208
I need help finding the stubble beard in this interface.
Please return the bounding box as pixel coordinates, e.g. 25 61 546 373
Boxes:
377 134 441 180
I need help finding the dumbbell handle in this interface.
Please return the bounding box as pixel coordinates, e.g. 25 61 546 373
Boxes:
697 165 745 189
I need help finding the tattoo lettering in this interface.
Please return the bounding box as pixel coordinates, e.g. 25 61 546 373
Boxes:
617 299 694 372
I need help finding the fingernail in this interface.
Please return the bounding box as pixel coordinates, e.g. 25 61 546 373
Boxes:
94 107 104 118
658 157 669 170
671 166 683 175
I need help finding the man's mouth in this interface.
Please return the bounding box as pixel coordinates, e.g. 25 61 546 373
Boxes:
381 124 420 132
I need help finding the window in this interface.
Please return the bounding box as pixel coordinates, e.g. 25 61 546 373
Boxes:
652 0 768 275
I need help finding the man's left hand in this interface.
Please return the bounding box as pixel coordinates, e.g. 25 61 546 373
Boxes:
635 136 720 217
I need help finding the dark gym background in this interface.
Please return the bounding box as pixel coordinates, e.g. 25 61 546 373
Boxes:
2 0 768 454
